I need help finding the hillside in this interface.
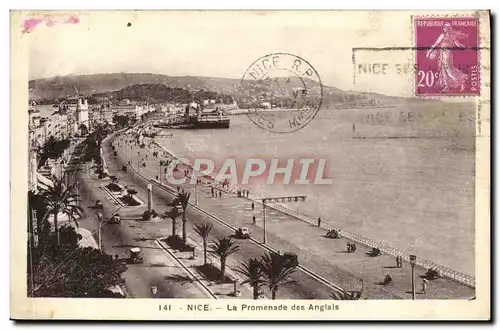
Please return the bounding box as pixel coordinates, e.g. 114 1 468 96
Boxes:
29 73 441 108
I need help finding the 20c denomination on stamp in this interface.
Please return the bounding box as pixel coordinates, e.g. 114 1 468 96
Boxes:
414 17 480 96
240 53 323 133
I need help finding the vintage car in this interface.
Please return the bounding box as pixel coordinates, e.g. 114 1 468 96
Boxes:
235 227 250 239
108 214 121 224
130 247 144 264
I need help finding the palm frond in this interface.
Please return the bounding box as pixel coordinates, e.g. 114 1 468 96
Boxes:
193 222 213 240
209 237 240 259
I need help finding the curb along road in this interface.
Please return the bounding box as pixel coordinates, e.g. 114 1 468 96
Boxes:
155 239 218 299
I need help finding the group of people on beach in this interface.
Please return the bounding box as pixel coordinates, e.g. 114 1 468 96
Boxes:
238 189 250 198
347 242 357 253
395 255 403 268
210 186 223 198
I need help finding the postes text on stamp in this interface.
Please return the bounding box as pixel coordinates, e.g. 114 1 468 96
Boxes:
414 17 480 96
240 53 323 133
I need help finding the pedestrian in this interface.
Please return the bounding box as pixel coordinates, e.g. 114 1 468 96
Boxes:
177 186 180 192
211 187 214 197
352 243 356 252
219 190 222 198
317 217 322 227
422 278 428 294
347 242 351 253
251 202 255 210
395 256 399 268
246 190 249 198
252 215 256 225
114 253 119 261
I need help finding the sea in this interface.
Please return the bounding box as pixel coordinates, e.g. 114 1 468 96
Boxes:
157 105 476 276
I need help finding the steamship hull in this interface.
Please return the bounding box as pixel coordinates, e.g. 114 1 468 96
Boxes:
188 115 230 129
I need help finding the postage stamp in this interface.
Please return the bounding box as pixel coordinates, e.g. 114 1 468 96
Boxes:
414 17 480 96
240 53 323 133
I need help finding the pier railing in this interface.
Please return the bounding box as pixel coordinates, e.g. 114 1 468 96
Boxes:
265 202 476 288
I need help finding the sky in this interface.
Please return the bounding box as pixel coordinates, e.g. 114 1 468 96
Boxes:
23 10 486 97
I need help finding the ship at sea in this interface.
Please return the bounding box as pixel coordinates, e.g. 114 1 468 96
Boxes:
183 100 230 129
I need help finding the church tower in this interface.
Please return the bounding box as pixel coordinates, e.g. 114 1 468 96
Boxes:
74 97 89 135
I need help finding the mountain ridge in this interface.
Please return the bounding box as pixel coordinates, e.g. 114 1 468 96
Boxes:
28 72 441 107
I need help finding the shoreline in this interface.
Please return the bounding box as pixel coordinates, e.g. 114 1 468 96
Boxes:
122 122 475 287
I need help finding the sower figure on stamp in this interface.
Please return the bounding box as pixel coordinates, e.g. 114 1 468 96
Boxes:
426 23 469 92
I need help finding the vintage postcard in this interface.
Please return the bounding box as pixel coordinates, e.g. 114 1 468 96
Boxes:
10 10 490 320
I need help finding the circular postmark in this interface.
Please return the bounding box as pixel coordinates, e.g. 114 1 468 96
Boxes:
240 53 323 133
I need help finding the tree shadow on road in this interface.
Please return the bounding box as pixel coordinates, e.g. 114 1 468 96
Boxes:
134 237 158 242
113 243 162 250
165 274 195 286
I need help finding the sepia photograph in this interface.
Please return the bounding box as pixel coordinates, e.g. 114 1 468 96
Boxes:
10 10 491 320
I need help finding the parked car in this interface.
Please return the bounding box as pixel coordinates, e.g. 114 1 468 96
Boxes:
130 247 144 264
95 200 104 209
108 214 121 224
235 227 250 239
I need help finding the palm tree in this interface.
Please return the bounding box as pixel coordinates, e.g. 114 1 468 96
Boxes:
330 279 364 300
177 191 191 243
164 206 181 237
209 237 240 281
259 252 298 299
193 222 213 265
41 178 83 245
236 258 264 299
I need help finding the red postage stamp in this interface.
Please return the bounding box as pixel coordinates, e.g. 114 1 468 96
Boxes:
414 17 480 96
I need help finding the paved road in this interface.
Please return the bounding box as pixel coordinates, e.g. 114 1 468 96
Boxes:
108 134 338 299
73 141 211 299
112 128 476 300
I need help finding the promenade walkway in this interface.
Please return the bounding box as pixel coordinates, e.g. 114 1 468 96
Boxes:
113 129 475 300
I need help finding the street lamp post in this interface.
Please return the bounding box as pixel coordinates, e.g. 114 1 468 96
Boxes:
410 254 417 300
260 195 306 245
262 199 267 244
97 212 103 250
159 161 162 183
194 181 198 206
137 151 140 173
96 206 124 250
129 145 132 165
